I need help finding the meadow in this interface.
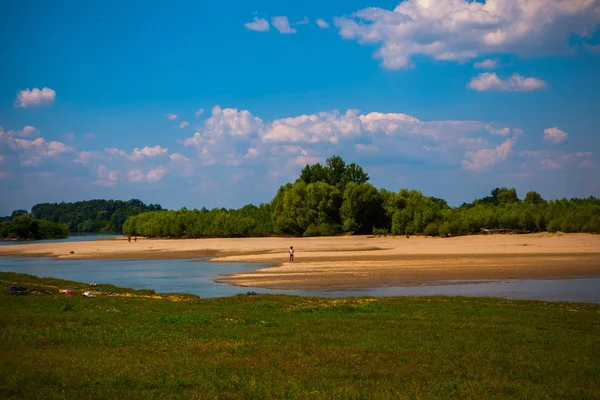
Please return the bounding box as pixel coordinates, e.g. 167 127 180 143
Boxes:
1 272 599 399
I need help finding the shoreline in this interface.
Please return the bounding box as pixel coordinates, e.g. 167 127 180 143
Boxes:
1 233 600 290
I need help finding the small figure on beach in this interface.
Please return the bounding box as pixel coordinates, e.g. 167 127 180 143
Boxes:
133 236 137 242
128 236 131 242
289 246 294 263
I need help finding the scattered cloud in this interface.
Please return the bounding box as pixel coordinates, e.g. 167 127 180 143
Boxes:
244 148 260 159
128 166 167 183
104 147 128 159
15 87 56 108
333 0 600 69
12 138 73 166
486 126 511 136
181 106 264 166
74 151 93 164
93 165 120 187
169 153 195 176
195 108 205 117
178 121 190 129
131 145 168 160
178 106 526 173
167 113 179 121
316 18 330 29
85 133 97 139
272 16 297 34
521 150 594 169
474 59 499 69
462 138 517 171
0 125 39 140
294 17 310 26
200 105 263 137
468 73 548 92
245 17 270 32
263 110 362 144
104 145 168 161
543 127 568 144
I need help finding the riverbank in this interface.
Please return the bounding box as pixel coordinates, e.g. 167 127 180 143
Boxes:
1 233 599 290
1 272 599 399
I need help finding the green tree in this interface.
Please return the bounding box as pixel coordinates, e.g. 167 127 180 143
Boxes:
524 191 545 205
299 163 328 184
340 183 384 233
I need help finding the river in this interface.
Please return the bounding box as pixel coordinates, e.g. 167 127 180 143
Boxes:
0 256 598 303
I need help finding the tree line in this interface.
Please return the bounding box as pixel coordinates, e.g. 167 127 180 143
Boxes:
29 199 162 233
0 214 69 241
122 156 600 238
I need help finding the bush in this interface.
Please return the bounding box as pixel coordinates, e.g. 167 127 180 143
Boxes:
372 227 389 235
303 224 343 237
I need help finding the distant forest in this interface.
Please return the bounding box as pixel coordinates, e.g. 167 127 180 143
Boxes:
122 156 600 238
3 156 600 239
10 199 163 233
0 214 69 241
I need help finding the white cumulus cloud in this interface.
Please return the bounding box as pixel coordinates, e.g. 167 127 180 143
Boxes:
181 106 264 166
474 59 499 69
272 16 297 34
462 137 517 171
93 165 120 187
127 167 167 183
333 0 600 69
167 113 179 120
316 18 330 29
131 145 168 160
543 127 568 144
468 73 548 92
105 145 168 161
15 87 56 108
13 137 73 166
245 17 270 32
178 121 190 129
179 106 527 172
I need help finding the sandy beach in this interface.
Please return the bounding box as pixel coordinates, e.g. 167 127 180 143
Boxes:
1 233 599 290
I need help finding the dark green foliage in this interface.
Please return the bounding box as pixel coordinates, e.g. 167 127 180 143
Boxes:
298 155 369 190
303 223 343 237
30 199 162 233
524 191 545 205
340 182 385 233
123 203 273 238
390 189 449 235
120 156 600 238
1 272 600 399
0 214 69 240
272 181 342 236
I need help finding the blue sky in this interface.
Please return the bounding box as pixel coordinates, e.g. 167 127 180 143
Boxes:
1 0 599 215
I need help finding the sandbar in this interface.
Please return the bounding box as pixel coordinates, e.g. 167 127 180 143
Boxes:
1 233 599 290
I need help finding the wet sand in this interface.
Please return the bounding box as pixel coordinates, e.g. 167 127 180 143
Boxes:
1 233 599 290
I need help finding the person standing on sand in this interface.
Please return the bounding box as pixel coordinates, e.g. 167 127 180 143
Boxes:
289 246 294 263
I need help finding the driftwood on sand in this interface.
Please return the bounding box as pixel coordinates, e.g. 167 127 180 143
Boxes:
480 228 530 234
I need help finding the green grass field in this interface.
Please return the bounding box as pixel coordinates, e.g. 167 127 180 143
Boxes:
1 272 599 399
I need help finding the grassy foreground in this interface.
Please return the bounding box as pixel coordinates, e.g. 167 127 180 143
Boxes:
1 272 599 399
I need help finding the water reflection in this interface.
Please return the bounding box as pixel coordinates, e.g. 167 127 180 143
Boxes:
0 257 598 303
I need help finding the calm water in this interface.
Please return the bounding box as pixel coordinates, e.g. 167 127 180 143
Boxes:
0 257 598 303
0 233 118 246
